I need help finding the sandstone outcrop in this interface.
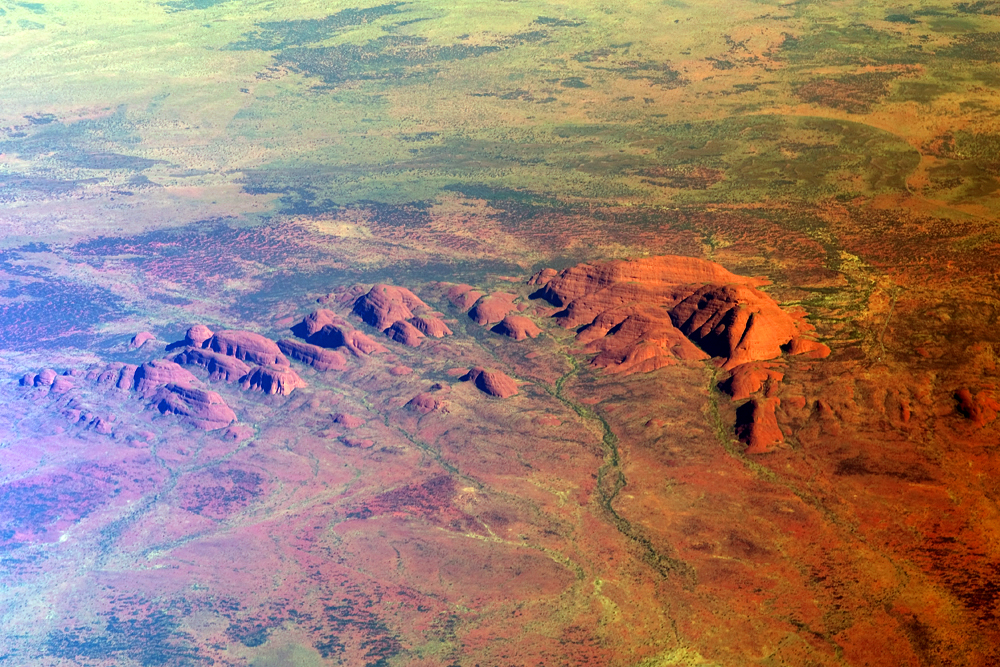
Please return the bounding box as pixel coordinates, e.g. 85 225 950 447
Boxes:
469 293 517 326
492 315 541 341
669 285 797 370
721 363 784 401
531 255 806 373
131 331 155 348
153 383 236 430
386 320 425 347
332 413 365 429
736 397 784 454
446 284 484 311
353 284 429 331
410 315 453 338
207 330 289 367
295 310 388 356
955 388 1000 428
132 360 198 394
786 337 832 359
171 348 252 382
277 339 347 371
462 367 519 398
406 393 441 414
240 366 307 396
184 324 214 348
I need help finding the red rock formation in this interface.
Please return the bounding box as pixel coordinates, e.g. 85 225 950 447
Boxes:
955 388 1000 428
35 369 57 386
297 309 346 337
131 331 155 348
386 320 425 347
469 293 517 326
332 413 365 429
577 306 708 375
184 324 214 348
462 367 519 398
530 255 764 307
277 339 347 371
786 337 832 359
207 330 289 367
492 315 542 341
172 348 252 382
736 397 784 454
722 363 785 401
341 436 375 448
240 366 307 396
306 321 388 356
153 383 236 430
353 284 429 331
117 364 139 390
389 365 412 376
669 285 798 370
446 284 484 311
406 393 441 414
51 377 74 394
133 360 198 394
410 315 453 338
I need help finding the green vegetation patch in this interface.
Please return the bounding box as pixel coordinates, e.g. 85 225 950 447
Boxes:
795 71 902 113
226 4 408 50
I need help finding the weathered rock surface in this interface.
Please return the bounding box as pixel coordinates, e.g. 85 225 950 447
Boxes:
446 284 484 311
277 339 347 371
955 388 1000 428
786 337 832 359
386 320 426 347
410 315 453 338
153 383 236 430
462 367 519 398
131 331 155 348
669 285 798 370
721 362 785 401
353 284 429 331
332 413 365 429
469 293 517 326
184 324 214 348
492 315 542 341
240 366 307 396
207 330 289 367
532 256 804 373
295 310 388 357
132 360 198 394
406 392 441 414
172 348 252 382
736 397 784 454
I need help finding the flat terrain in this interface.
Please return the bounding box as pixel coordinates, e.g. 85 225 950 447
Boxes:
2 1 1000 665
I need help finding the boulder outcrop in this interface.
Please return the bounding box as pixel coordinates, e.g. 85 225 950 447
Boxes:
184 324 214 348
131 331 155 348
207 330 289 367
446 284 484 311
294 310 388 356
410 315 453 338
353 284 429 331
469 292 518 326
132 360 198 394
171 348 252 382
240 366 307 396
721 363 784 401
492 315 541 341
462 367 519 398
153 383 236 430
277 339 347 371
386 320 425 347
736 397 784 454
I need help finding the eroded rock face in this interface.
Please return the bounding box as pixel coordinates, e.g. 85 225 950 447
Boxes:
153 383 236 430
736 397 784 454
277 339 347 371
469 293 517 326
172 348 252 382
531 255 808 374
955 388 1000 428
131 331 155 348
462 367 518 398
386 320 426 347
132 360 198 394
353 284 429 331
410 315 453 338
670 285 797 370
406 393 441 414
446 284 484 311
184 324 214 348
240 366 307 396
492 315 541 341
721 363 784 401
207 330 289 367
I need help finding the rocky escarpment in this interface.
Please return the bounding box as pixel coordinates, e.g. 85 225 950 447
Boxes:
531 255 830 453
352 284 452 347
